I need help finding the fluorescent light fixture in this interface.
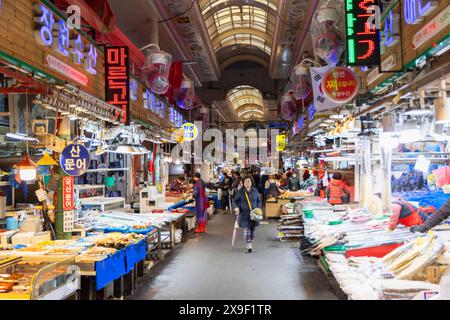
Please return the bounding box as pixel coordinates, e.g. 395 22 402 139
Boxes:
107 144 151 155
6 133 39 142
403 109 432 116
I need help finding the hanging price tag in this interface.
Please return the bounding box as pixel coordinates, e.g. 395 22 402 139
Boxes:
63 210 75 232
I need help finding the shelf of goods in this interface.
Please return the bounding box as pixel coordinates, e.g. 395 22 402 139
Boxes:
297 197 450 300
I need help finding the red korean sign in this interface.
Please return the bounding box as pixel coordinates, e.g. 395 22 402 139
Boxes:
322 67 359 104
62 176 74 211
105 46 130 125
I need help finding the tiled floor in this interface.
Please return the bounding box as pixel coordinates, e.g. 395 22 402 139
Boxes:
128 212 338 300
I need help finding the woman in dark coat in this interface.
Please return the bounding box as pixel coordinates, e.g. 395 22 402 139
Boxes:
233 175 262 253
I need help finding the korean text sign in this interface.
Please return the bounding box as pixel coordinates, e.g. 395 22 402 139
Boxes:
34 3 98 76
345 0 381 66
105 46 130 125
62 176 74 211
60 143 90 176
322 67 359 104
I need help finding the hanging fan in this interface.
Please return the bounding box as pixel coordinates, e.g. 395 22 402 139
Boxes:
174 79 195 110
315 32 340 63
192 105 209 128
291 65 312 101
141 46 172 95
280 92 298 121
316 0 342 27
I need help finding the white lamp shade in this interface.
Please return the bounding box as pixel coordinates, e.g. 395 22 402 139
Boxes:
19 168 37 181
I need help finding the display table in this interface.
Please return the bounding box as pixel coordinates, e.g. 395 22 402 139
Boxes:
76 238 148 300
80 197 126 211
299 198 447 300
0 255 79 300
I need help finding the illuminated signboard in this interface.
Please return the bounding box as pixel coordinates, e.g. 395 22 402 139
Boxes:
34 4 97 76
60 143 90 176
130 79 138 101
62 176 74 211
182 122 198 141
322 67 359 104
404 0 439 25
105 46 130 125
308 104 316 121
298 115 305 130
384 9 400 47
276 134 286 152
345 0 381 66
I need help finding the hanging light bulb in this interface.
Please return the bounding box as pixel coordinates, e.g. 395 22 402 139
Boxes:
14 154 38 181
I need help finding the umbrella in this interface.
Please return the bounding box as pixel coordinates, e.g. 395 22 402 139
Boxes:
231 214 239 248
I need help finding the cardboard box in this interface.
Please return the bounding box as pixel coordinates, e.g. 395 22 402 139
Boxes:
165 196 182 203
426 265 449 284
265 199 291 218
265 202 281 218
19 215 41 233
11 231 51 245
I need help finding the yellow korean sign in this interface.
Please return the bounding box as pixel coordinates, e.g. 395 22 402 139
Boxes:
182 122 198 142
276 134 286 151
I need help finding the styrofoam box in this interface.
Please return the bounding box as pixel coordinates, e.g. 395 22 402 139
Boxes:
11 231 51 245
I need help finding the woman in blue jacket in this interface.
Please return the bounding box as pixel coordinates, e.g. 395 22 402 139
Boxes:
233 175 262 253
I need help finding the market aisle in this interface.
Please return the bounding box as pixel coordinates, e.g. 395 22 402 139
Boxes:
129 213 337 300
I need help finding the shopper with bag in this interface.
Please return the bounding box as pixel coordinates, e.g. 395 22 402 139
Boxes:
233 175 262 253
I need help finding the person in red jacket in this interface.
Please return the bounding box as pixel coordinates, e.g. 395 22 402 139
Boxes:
325 173 350 205
388 198 428 231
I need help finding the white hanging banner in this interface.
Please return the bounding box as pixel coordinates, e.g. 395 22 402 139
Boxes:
309 64 338 112
414 155 430 173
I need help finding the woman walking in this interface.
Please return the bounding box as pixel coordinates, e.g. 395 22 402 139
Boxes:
233 176 262 253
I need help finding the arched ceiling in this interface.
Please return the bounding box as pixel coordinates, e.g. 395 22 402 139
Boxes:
200 0 278 56
226 85 265 121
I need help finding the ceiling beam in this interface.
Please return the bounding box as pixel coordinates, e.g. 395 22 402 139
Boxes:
220 54 269 70
288 0 319 75
211 28 272 49
235 103 264 114
269 0 288 78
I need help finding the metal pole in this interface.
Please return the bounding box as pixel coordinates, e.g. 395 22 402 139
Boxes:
55 166 66 239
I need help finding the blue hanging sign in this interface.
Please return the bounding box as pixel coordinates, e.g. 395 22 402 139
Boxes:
308 104 316 121
60 143 90 176
268 121 288 129
98 163 108 176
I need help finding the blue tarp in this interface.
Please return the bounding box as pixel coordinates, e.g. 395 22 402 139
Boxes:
95 250 126 290
124 239 147 272
208 195 219 208
128 226 155 235
396 190 450 209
